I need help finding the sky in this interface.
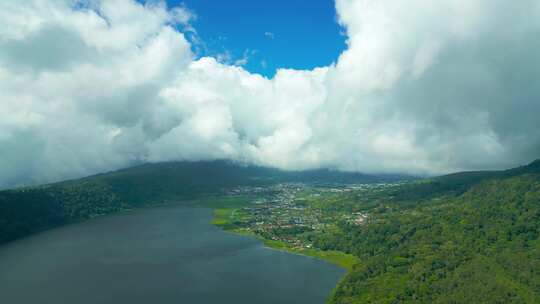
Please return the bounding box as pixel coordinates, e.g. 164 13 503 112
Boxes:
1 0 540 188
166 0 346 76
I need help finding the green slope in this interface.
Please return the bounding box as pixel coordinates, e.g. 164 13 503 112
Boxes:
322 163 540 303
392 159 540 202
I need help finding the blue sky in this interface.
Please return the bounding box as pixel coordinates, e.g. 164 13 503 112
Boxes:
166 0 346 77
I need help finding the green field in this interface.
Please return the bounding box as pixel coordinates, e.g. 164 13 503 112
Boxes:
211 208 234 226
193 195 253 227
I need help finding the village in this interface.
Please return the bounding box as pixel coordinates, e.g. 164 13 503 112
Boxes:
222 182 401 249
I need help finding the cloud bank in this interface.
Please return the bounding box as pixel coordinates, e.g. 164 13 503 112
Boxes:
1 0 539 187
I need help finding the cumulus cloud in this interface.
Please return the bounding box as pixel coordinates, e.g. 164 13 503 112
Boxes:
1 0 539 188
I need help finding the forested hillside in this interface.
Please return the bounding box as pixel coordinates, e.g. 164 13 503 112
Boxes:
319 163 540 303
0 181 126 244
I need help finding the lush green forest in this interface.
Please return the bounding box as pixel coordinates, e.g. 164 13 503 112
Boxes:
317 163 540 303
0 181 126 244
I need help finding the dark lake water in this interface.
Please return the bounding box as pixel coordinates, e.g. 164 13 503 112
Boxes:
0 205 345 304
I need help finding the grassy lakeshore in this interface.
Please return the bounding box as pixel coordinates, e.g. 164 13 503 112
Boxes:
260 238 359 271
199 196 359 271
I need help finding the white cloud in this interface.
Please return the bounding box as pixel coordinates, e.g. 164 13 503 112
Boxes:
233 49 257 66
1 0 540 188
264 31 275 39
169 5 195 25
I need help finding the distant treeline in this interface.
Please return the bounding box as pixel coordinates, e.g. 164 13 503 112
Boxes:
0 160 397 245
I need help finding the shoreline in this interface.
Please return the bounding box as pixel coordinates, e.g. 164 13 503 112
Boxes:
207 206 359 271
208 207 357 303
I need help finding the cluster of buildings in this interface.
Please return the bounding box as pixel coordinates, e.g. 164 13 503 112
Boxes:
221 182 385 248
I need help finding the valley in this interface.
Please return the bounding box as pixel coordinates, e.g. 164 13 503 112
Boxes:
203 162 540 303
1 160 540 303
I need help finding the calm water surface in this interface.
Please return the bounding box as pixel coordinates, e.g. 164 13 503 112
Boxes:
0 205 345 304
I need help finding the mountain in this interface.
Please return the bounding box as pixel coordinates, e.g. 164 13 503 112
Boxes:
392 159 540 201
0 160 406 245
63 160 408 206
1 158 540 302
327 172 540 303
318 159 540 303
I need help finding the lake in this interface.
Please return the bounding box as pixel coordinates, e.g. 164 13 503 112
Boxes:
0 205 345 304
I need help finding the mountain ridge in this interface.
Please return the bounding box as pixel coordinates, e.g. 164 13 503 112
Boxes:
0 160 409 245
0 158 538 247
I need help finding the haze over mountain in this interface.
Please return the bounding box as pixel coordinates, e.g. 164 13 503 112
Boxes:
0 159 407 245
1 0 540 189
1 158 538 246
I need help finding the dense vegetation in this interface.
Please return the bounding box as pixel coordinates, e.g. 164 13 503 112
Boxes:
313 164 540 303
0 181 126 244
